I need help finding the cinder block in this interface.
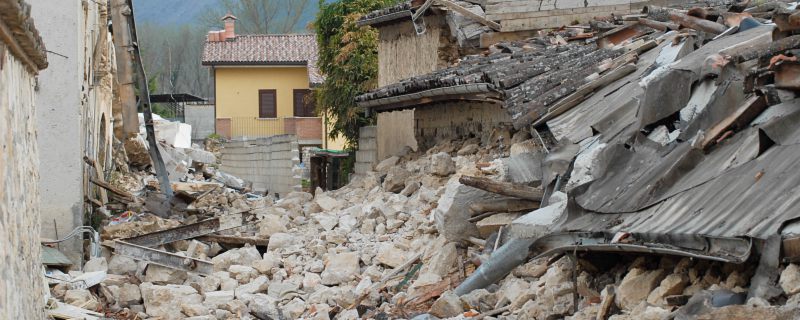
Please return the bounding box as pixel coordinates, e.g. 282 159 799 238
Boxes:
359 138 377 151
360 126 377 138
354 162 373 174
356 150 377 163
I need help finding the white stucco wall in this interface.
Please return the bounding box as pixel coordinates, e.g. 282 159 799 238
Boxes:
31 0 114 265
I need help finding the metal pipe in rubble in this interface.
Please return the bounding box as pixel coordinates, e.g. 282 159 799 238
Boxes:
455 173 563 296
454 236 537 296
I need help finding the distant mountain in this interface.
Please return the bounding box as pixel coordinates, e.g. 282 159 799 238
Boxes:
132 0 219 26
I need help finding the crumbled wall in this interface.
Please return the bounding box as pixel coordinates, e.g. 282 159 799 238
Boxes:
377 15 457 87
414 101 511 149
220 135 300 195
0 42 46 319
376 109 418 160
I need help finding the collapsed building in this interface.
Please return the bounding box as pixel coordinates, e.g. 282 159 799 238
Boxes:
7 0 800 319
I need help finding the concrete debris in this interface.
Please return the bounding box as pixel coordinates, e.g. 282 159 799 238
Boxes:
780 263 800 296
321 252 360 285
430 152 456 176
64 289 101 310
382 166 411 193
61 5 800 318
429 291 464 318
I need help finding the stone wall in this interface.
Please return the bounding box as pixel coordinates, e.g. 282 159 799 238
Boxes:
185 104 215 142
220 135 300 196
354 126 378 174
414 101 511 150
0 32 46 320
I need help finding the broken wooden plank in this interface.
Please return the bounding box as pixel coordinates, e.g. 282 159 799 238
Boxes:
48 302 102 320
773 61 800 90
696 95 768 150
197 235 269 247
89 178 135 203
114 240 214 274
122 210 259 247
412 0 435 21
638 17 679 31
479 30 539 48
171 181 224 193
437 0 501 31
668 11 728 34
468 199 540 216
83 157 108 205
459 175 543 201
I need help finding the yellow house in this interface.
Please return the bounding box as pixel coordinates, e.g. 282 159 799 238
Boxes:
202 14 344 150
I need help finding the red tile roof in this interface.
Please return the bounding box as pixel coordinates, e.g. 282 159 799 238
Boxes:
202 34 323 85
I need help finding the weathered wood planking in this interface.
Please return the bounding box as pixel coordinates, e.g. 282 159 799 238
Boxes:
486 0 648 31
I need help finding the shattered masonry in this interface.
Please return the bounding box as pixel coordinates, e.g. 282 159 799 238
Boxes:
5 0 800 320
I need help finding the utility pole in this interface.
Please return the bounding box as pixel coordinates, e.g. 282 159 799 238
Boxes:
110 0 139 137
110 0 173 197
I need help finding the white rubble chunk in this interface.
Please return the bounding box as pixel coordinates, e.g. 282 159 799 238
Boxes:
140 283 203 320
108 255 138 275
430 152 456 176
210 246 261 271
321 252 360 285
202 290 235 309
234 275 269 298
84 257 108 273
781 263 800 296
375 243 409 268
64 289 100 310
374 156 399 173
429 290 464 318
144 264 188 284
267 233 295 252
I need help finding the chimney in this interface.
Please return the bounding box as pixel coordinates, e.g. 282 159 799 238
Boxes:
222 12 237 41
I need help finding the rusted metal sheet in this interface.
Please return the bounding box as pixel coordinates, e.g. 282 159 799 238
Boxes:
114 241 214 274
122 211 259 247
773 61 800 90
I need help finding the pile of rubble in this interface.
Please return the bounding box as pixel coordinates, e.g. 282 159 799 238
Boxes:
45 1 800 319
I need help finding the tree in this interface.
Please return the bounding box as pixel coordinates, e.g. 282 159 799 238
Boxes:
200 0 315 34
314 0 399 149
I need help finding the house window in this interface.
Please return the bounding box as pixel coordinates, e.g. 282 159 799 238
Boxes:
293 89 316 117
258 89 277 118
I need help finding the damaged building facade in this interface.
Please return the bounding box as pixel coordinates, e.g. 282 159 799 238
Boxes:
0 0 48 318
9 0 800 319
30 0 116 265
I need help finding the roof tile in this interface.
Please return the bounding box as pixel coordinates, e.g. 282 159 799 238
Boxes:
202 34 323 85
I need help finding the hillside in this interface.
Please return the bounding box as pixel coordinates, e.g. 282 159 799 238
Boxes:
132 0 218 26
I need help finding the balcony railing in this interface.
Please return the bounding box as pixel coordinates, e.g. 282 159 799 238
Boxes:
217 117 323 141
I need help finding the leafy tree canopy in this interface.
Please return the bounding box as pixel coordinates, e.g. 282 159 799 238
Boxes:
314 0 400 150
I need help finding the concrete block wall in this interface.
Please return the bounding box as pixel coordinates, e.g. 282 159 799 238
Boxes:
354 126 378 174
220 135 301 196
185 104 215 141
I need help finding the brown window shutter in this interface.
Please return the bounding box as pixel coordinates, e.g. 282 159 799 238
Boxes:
305 90 317 117
259 89 276 118
293 89 316 117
